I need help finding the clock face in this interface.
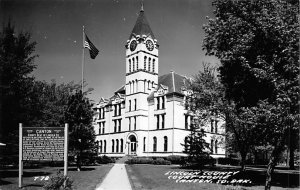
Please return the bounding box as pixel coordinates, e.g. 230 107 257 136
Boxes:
146 40 154 51
130 40 137 51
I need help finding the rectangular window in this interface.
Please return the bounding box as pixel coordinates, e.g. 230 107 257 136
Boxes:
185 115 189 129
99 123 101 134
143 137 146 152
118 119 121 132
148 58 151 71
134 116 137 130
129 117 131 131
114 105 117 116
156 115 160 129
211 120 214 133
134 99 137 110
119 104 121 116
99 108 105 119
161 115 165 129
215 120 218 134
102 122 105 134
157 97 160 110
152 60 155 72
114 120 117 132
129 100 131 112
162 96 165 109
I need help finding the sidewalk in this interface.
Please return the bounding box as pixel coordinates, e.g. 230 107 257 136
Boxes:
95 157 132 190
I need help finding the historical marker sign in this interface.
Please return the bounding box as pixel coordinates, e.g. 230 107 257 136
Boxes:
22 127 64 161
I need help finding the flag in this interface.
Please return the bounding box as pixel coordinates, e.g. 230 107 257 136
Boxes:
84 34 99 59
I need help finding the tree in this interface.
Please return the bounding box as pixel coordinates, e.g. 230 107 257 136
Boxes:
183 64 224 169
26 80 82 127
64 91 95 171
0 21 37 145
183 124 210 170
203 0 299 189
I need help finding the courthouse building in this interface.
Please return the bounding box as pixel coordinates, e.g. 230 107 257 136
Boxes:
93 6 225 158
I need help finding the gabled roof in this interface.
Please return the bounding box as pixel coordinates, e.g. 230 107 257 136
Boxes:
129 9 155 40
148 71 188 101
115 85 125 94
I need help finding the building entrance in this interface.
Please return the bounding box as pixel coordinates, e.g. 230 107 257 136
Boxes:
128 135 137 155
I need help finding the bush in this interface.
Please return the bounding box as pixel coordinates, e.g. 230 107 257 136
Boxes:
43 170 73 190
152 158 171 165
166 155 186 165
125 157 153 165
95 155 115 164
217 158 240 166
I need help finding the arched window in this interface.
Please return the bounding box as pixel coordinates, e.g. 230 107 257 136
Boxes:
164 136 168 152
143 137 146 152
144 80 147 92
148 58 151 71
129 60 131 72
100 140 102 153
132 58 135 71
129 100 131 112
129 82 131 94
144 56 147 70
153 137 157 152
215 140 218 154
211 139 214 154
112 140 115 152
120 139 123 152
136 56 138 70
116 139 119 153
152 59 155 72
132 80 135 93
135 79 138 92
104 140 106 153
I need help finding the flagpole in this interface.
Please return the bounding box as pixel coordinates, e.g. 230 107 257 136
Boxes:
82 25 85 94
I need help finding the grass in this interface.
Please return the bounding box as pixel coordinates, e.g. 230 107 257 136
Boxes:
125 164 300 190
0 164 113 190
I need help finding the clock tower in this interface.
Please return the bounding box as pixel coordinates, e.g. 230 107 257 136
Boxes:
125 5 158 134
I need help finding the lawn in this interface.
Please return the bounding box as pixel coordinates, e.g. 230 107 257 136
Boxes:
0 164 113 190
126 164 300 190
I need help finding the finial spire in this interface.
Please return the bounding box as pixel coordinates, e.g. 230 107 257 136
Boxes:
141 0 144 12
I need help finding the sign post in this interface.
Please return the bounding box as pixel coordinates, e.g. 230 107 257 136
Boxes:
19 123 23 188
64 123 69 187
19 124 69 188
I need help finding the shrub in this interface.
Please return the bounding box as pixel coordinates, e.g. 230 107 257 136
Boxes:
166 155 186 165
43 170 73 190
217 158 240 166
125 157 153 164
95 155 115 164
152 158 171 165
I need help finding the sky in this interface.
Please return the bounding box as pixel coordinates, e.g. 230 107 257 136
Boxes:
0 0 218 102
